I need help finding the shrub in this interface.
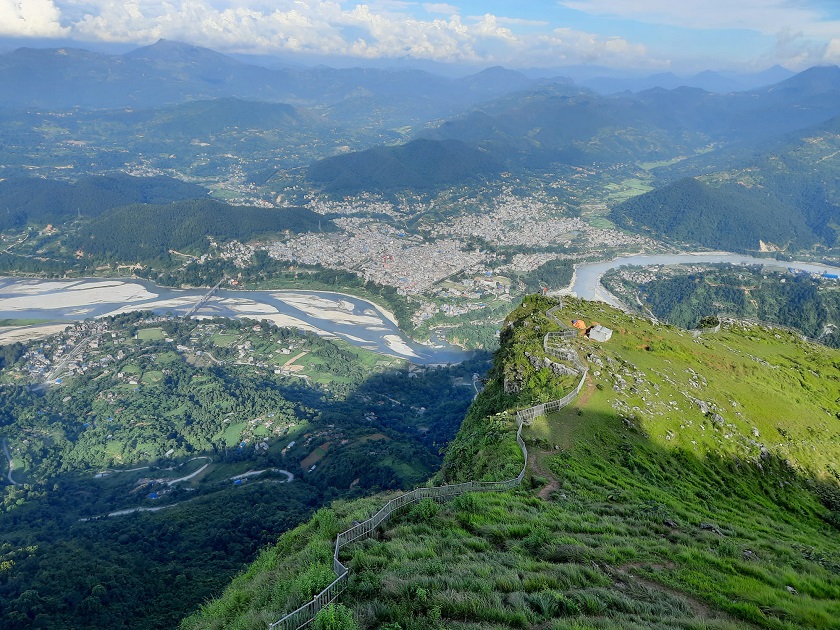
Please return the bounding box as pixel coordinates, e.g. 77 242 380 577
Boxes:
313 603 358 630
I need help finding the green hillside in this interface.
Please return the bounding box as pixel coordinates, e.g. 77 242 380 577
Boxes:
602 263 840 347
0 174 206 230
307 139 503 195
183 296 840 629
610 177 823 252
70 199 332 262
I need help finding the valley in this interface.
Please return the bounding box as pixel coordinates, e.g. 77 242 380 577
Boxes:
0 32 839 630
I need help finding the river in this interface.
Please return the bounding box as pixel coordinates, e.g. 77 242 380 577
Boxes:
0 277 469 364
2 253 839 362
569 252 840 308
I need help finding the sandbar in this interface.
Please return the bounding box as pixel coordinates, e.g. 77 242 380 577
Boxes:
272 289 400 327
217 297 278 314
103 296 196 316
0 280 157 312
0 323 73 344
272 293 384 325
243 313 328 334
383 334 419 358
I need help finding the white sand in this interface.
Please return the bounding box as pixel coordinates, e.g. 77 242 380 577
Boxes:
217 297 278 314
0 323 73 344
0 280 84 295
0 280 157 312
339 333 367 343
383 334 419 357
259 289 401 327
271 293 384 325
102 296 196 316
66 280 130 292
273 293 342 310
241 313 328 334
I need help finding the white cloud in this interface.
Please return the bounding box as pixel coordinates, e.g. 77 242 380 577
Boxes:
0 0 68 37
0 0 666 68
533 26 658 68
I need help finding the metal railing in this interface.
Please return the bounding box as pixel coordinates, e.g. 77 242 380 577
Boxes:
270 298 584 629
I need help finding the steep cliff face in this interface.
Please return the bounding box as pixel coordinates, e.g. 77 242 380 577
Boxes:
184 296 840 630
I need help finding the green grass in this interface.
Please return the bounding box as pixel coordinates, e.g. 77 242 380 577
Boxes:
587 217 616 229
211 333 240 348
605 178 654 203
141 370 164 385
182 296 840 630
0 318 53 326
217 422 247 447
136 327 164 341
638 158 686 171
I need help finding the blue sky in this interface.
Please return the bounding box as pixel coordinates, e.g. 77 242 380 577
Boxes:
2 0 840 72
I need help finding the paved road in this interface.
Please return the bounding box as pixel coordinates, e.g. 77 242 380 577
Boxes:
230 468 295 482
161 456 212 486
2 438 20 485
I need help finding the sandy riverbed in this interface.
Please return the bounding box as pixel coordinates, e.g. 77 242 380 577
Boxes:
103 296 197 316
0 280 158 312
272 293 386 326
0 323 74 344
241 312 328 334
383 334 419 357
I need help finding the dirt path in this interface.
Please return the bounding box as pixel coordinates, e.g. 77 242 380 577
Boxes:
610 563 758 626
529 375 595 500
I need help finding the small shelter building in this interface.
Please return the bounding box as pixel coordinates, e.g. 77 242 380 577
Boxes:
588 324 613 342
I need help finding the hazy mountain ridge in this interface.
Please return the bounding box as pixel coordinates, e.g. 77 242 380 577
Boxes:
0 39 547 123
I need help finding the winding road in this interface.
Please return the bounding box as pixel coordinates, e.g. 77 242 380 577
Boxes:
2 438 19 486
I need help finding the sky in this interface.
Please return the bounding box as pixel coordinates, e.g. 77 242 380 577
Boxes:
2 0 840 72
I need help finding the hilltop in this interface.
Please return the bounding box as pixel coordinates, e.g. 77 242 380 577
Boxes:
184 296 840 629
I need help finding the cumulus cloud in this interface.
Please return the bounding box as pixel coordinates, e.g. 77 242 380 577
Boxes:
0 0 665 68
532 26 658 68
0 0 68 37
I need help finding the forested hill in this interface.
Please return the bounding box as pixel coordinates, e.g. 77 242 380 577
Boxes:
184 296 840 629
307 139 504 195
70 199 332 262
610 176 828 251
0 174 207 230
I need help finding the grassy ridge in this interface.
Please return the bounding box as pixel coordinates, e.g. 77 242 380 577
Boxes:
183 296 840 629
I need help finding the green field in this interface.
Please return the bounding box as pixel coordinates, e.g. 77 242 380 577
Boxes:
136 327 164 341
605 178 654 203
587 216 616 229
0 318 53 327
211 333 240 347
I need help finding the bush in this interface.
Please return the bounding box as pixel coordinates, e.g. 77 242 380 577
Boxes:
313 603 358 630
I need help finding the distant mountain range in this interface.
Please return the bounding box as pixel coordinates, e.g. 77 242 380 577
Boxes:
302 62 840 254
1 40 838 253
581 65 795 94
0 40 548 125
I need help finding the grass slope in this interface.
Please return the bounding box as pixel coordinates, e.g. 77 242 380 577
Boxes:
183 296 840 630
